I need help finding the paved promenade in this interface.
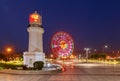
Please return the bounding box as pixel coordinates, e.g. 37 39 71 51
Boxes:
0 63 120 81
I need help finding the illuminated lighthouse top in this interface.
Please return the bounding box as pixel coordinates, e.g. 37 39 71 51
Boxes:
29 11 42 25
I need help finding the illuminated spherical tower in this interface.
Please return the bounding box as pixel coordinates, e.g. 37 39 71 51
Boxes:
23 11 45 67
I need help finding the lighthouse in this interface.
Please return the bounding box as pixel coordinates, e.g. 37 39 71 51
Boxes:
23 11 45 67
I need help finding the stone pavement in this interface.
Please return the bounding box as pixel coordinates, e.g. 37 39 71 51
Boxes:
0 63 120 81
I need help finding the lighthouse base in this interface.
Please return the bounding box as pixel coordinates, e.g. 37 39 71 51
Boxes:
23 52 45 67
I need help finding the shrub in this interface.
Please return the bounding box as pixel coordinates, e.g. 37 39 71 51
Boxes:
0 63 22 69
33 61 44 70
90 53 106 59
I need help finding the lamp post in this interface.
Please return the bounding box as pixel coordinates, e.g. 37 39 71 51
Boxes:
103 45 108 53
6 47 12 61
84 48 90 63
6 48 12 53
116 51 119 59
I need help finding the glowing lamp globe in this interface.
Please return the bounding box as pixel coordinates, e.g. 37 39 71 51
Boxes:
6 48 12 52
29 11 41 25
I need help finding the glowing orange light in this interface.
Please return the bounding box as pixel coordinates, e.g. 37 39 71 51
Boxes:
30 14 39 23
6 48 12 53
62 67 66 72
31 15 38 19
70 54 74 59
106 56 110 59
50 54 53 58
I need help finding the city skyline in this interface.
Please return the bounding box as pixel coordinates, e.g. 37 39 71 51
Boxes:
0 0 120 54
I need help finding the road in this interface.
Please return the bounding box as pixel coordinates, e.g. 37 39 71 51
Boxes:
0 62 120 81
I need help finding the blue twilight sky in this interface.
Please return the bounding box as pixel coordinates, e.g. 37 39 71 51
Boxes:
0 0 120 54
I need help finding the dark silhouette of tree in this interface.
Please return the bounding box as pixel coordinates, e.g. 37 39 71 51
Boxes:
0 53 6 61
90 53 106 60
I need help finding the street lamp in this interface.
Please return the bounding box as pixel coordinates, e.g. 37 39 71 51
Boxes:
105 45 108 48
84 48 90 62
6 47 12 61
6 48 12 53
103 45 108 53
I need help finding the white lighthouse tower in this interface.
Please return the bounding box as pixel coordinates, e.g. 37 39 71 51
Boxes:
23 11 45 67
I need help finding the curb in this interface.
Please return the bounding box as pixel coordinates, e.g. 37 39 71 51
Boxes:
0 69 61 75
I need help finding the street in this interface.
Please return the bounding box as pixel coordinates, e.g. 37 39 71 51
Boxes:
0 62 120 81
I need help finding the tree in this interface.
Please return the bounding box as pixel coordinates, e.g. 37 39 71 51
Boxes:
90 53 106 60
0 53 6 61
